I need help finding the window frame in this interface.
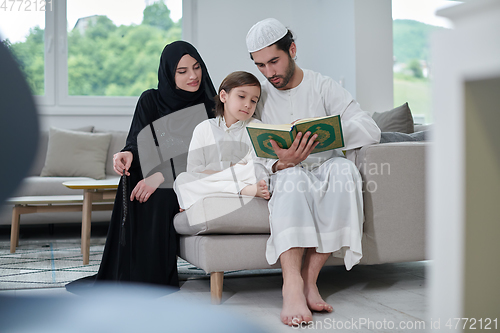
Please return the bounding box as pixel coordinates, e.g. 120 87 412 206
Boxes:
38 0 142 115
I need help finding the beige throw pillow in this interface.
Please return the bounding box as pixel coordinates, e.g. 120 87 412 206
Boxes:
40 127 112 179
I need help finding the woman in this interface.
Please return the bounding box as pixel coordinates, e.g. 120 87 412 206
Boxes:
67 41 216 290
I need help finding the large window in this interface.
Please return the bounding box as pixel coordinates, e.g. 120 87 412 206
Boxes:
0 0 181 108
392 0 457 125
0 5 47 96
66 0 181 97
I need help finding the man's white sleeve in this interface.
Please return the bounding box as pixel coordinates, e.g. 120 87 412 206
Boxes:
322 78 381 150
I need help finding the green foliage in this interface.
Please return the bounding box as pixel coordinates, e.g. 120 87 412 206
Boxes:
3 27 45 95
407 59 423 78
393 19 445 122
3 1 181 97
85 16 117 40
67 20 181 96
393 19 444 64
142 0 174 31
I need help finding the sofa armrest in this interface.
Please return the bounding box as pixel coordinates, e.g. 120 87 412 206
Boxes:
356 142 428 264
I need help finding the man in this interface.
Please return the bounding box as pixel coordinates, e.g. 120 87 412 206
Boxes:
246 18 381 326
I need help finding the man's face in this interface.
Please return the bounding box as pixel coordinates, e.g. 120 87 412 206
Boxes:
251 44 295 90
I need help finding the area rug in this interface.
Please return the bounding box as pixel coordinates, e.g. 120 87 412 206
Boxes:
0 238 281 290
0 238 105 290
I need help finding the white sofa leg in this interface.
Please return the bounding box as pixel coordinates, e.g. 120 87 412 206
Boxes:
210 271 224 304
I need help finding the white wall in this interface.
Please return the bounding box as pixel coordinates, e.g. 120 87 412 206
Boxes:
184 0 393 112
354 0 394 112
38 0 393 132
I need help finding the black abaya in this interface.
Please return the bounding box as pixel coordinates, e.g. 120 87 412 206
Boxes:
66 41 216 291
97 169 180 286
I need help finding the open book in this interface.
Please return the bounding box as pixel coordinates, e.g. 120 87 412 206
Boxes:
246 114 344 159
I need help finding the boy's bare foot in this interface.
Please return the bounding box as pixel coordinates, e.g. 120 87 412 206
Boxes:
240 179 270 199
304 283 333 313
281 277 313 326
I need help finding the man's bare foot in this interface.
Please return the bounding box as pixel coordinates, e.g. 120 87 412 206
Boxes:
281 277 313 326
304 283 333 313
240 180 270 199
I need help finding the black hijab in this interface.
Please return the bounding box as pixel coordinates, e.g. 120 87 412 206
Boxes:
156 41 216 114
123 41 216 164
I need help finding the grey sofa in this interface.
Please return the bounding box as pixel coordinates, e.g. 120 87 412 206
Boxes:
174 140 428 304
0 128 127 226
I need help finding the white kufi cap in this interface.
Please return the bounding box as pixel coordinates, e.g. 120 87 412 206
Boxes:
246 18 287 53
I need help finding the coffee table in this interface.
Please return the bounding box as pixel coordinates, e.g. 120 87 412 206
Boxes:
63 178 120 265
8 195 85 254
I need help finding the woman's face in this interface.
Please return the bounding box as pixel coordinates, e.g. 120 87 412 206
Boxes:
174 54 202 92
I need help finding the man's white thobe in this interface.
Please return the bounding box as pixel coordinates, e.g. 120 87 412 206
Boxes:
256 69 381 270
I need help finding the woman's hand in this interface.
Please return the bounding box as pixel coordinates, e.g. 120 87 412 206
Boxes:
130 172 165 203
113 151 133 176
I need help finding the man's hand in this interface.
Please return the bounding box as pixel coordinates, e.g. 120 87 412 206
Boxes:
130 172 164 203
270 131 319 172
113 151 133 176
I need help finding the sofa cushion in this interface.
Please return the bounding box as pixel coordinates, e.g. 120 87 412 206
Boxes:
94 130 128 176
372 103 414 134
30 126 94 177
174 194 270 235
40 127 112 180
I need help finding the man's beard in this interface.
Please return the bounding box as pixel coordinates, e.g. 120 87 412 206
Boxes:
267 56 295 89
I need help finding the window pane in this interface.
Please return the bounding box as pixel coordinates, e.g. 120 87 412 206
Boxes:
67 0 182 96
392 0 456 124
0 8 46 95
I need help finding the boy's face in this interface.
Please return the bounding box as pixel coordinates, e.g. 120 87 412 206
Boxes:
251 44 296 90
220 85 260 124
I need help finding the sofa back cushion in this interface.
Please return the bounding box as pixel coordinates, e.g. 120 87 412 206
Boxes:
40 127 112 180
29 126 94 176
372 102 414 134
94 130 128 176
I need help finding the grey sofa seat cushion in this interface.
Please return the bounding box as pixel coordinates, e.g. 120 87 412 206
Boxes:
174 194 270 235
40 128 112 180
